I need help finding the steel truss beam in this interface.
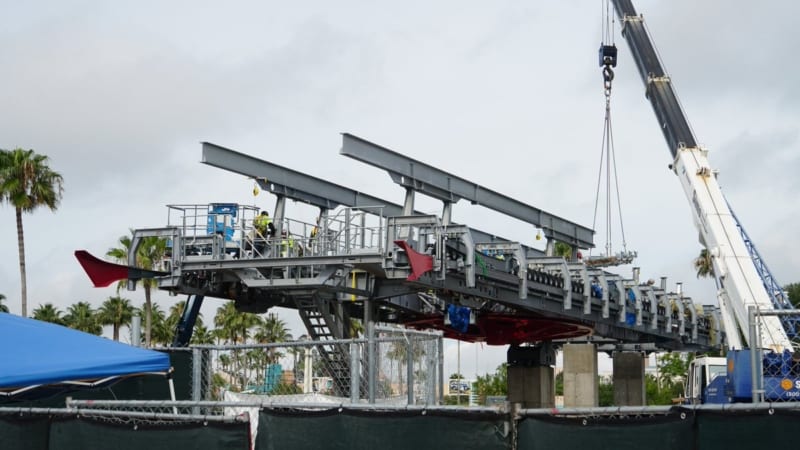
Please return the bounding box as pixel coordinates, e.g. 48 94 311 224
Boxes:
201 141 543 251
340 133 595 249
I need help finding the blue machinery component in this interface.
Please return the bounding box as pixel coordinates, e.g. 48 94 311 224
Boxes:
726 350 800 403
172 295 204 347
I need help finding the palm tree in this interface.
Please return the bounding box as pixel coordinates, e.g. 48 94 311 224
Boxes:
213 302 261 345
191 323 215 345
213 302 262 389
107 231 168 347
0 149 64 317
694 248 715 279
254 313 292 364
165 300 207 346
164 301 185 338
0 294 8 313
97 296 134 341
64 302 101 335
147 303 172 346
32 303 65 325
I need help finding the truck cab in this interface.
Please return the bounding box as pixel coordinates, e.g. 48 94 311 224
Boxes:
685 356 728 404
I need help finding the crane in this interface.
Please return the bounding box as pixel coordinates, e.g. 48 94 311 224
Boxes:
609 0 792 352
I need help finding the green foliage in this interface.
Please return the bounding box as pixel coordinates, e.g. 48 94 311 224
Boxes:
598 377 614 406
442 395 462 405
0 294 8 313
32 303 65 325
645 353 690 405
474 363 507 405
106 231 168 347
694 248 714 279
554 242 572 258
210 373 228 400
0 148 64 317
145 303 171 346
274 382 302 395
645 373 683 405
191 323 215 345
64 301 101 335
658 353 690 381
785 283 800 307
97 296 134 341
348 318 364 338
555 370 564 395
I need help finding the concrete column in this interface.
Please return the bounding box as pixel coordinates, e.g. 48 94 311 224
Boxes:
506 343 555 409
613 351 646 406
563 343 598 407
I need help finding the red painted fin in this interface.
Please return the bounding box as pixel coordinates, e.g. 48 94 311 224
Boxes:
74 250 169 288
74 250 131 287
393 240 433 281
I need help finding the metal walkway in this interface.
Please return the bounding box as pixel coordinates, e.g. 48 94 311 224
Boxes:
130 137 722 355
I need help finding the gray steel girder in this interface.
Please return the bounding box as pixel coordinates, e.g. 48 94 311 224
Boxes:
340 133 595 249
201 141 548 259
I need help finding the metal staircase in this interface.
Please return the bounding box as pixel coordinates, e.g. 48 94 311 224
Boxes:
295 295 358 396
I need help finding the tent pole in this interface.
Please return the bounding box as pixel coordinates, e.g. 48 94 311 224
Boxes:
168 374 178 414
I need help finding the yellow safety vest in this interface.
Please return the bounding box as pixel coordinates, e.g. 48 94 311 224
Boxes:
254 215 272 236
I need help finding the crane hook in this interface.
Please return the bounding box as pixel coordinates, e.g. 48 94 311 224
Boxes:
603 66 614 94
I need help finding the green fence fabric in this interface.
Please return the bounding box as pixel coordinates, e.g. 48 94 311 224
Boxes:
47 417 249 450
0 414 50 450
6 404 800 450
518 411 693 450
256 408 509 450
696 409 800 450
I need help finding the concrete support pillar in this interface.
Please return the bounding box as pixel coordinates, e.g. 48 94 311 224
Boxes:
613 351 646 406
563 343 598 407
507 343 555 409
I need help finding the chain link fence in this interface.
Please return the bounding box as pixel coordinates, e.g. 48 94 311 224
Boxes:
750 308 800 402
158 329 442 409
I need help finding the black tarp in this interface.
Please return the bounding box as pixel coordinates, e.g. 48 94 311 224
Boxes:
48 417 248 450
695 409 800 450
0 414 50 450
256 407 509 450
0 412 249 450
517 409 693 450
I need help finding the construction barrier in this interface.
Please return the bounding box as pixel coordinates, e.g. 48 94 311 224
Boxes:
256 407 509 450
0 409 249 450
7 402 800 450
517 409 692 450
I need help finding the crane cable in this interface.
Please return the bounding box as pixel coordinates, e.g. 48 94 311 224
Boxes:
601 0 615 48
590 0 629 260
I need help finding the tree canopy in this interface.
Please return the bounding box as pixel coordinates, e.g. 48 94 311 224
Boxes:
0 148 64 317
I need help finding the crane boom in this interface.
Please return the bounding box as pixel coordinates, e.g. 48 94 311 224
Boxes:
610 0 792 350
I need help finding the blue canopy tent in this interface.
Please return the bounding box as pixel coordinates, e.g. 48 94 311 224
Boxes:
0 313 173 400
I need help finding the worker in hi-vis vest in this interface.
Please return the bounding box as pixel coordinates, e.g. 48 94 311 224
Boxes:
253 211 274 255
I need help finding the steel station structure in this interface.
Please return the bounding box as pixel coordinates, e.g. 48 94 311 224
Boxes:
80 133 722 382
66 0 797 414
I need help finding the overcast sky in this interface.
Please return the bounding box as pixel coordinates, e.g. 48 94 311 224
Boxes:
2 1 798 378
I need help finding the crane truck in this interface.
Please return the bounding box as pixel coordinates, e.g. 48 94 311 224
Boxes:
610 0 800 403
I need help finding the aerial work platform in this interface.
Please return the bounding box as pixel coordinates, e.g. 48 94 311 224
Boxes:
118 136 719 352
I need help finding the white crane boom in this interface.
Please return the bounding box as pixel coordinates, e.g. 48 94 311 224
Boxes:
610 0 792 350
